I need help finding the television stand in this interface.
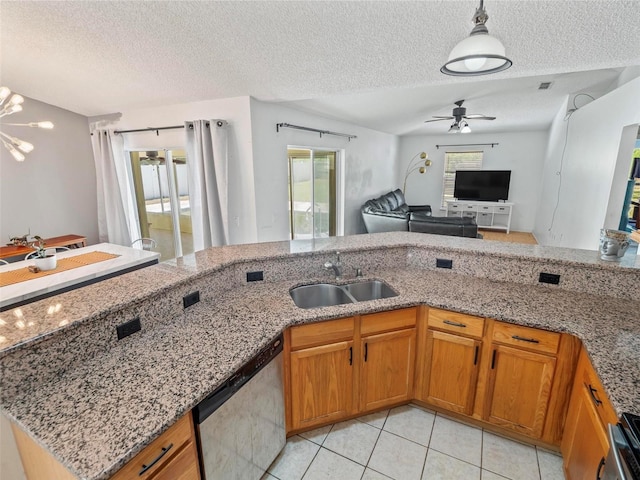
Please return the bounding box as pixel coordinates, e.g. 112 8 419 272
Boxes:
446 200 513 233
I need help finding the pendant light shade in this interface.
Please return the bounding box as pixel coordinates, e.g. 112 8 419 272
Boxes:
441 1 512 76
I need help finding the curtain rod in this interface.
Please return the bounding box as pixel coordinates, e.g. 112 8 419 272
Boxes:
113 125 185 135
435 143 499 149
276 123 357 140
111 121 225 136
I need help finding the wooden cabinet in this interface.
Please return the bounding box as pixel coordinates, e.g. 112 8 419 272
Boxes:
288 317 356 431
286 309 416 433
11 413 200 480
360 328 416 412
289 339 355 430
484 344 556 438
416 311 578 445
562 348 617 480
415 308 484 415
482 323 560 438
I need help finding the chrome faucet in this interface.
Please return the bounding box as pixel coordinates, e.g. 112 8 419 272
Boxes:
324 251 343 279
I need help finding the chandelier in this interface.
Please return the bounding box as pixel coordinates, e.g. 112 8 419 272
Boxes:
0 87 54 162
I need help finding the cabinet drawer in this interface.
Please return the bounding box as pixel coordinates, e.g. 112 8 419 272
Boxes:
448 203 462 211
495 206 510 214
427 308 485 339
111 414 194 480
361 308 416 336
492 322 560 355
577 350 618 428
478 205 494 213
463 204 477 211
153 440 200 480
290 317 355 350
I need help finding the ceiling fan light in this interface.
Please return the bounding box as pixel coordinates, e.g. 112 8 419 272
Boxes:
460 122 472 133
448 123 460 133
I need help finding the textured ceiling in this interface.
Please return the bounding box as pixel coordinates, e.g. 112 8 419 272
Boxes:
2 1 640 134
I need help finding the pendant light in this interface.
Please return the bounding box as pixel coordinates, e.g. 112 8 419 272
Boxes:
441 0 512 76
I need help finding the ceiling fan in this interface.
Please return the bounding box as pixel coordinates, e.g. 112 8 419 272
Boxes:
424 100 496 133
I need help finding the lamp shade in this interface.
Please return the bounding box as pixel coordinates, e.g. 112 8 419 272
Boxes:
441 33 512 76
441 1 512 77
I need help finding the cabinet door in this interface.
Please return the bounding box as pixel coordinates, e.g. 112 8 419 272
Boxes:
360 329 416 412
417 330 481 415
561 382 609 480
484 344 556 438
290 341 354 430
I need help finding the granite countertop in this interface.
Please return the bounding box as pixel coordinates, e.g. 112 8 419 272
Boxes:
1 232 639 480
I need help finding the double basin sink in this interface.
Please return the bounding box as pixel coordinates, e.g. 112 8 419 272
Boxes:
290 280 398 309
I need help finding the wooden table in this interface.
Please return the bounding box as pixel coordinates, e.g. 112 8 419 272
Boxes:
0 234 87 260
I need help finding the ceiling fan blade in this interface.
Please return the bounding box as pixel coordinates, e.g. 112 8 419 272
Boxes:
464 114 496 120
424 117 453 123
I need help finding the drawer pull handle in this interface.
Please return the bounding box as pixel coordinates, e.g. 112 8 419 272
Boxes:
364 343 368 362
349 346 353 366
473 345 479 366
588 384 603 407
139 443 173 476
511 335 539 344
491 349 497 369
596 456 605 480
444 320 467 328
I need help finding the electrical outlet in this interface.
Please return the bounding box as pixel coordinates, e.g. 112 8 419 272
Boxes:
116 317 141 340
246 271 264 282
539 272 560 285
183 291 200 309
436 258 453 269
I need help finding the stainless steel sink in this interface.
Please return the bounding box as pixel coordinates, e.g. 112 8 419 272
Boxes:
290 280 398 309
289 283 355 309
343 280 398 302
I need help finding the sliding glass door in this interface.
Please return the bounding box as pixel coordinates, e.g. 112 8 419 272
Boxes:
129 150 193 260
288 148 339 240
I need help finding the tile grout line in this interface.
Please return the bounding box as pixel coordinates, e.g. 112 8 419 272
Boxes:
359 410 389 479
535 446 543 480
301 423 335 480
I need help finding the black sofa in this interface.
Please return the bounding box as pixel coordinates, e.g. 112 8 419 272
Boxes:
361 189 432 233
361 189 479 238
408 215 479 238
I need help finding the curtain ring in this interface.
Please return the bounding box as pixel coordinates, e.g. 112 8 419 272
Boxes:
216 121 224 127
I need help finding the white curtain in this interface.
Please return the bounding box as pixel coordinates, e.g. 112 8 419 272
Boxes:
91 130 141 246
185 120 229 249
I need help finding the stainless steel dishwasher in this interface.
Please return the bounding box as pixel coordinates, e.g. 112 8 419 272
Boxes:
193 334 285 480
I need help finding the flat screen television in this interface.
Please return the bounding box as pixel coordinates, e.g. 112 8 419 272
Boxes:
454 170 511 202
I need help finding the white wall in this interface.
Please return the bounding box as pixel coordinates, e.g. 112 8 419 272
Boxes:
114 96 258 244
249 99 399 241
399 131 548 233
0 96 98 246
533 76 640 250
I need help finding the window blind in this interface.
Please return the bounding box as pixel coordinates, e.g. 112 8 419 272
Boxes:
441 151 483 208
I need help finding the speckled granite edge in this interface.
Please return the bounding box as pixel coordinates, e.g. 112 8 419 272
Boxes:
2 233 639 356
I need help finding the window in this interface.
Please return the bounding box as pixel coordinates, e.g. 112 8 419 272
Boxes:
442 151 483 208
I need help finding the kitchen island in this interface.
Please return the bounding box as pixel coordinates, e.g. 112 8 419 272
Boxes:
0 232 638 479
0 243 160 311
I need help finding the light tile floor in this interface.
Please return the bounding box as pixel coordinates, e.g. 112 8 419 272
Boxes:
266 404 565 480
